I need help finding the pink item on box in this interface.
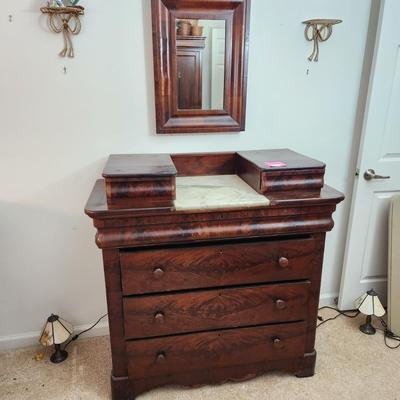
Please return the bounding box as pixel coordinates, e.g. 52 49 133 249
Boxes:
265 161 287 167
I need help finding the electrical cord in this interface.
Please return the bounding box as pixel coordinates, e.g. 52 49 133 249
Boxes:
64 313 108 350
317 306 400 349
316 306 360 328
377 319 400 349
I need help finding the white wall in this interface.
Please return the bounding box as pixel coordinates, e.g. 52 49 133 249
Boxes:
0 0 372 348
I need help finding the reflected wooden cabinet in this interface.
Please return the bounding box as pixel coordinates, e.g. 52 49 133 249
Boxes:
177 36 205 110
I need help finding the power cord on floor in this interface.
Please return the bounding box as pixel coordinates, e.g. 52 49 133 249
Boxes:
317 306 400 349
316 306 360 328
64 313 108 350
377 319 400 349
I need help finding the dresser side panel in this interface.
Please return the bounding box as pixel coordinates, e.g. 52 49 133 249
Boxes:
102 249 127 378
305 233 326 353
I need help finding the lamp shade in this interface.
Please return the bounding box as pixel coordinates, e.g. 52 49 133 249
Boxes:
39 314 73 346
354 289 386 317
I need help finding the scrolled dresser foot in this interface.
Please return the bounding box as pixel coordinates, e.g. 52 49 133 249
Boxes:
111 374 135 400
295 366 315 378
295 351 316 378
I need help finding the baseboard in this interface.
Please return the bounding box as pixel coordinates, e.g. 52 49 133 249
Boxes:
0 320 109 351
318 292 339 307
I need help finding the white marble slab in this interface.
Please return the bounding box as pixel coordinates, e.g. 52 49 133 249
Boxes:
174 175 270 211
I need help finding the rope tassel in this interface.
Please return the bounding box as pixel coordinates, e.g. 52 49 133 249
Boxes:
302 19 342 62
41 6 84 58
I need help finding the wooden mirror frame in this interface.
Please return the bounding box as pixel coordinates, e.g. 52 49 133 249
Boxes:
151 0 251 134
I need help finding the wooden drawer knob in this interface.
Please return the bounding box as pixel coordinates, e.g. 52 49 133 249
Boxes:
278 257 289 268
272 337 284 349
153 268 164 278
154 312 165 322
275 299 286 310
156 352 166 362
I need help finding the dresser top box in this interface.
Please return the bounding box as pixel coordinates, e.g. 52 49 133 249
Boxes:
236 149 325 195
237 149 325 171
103 154 177 178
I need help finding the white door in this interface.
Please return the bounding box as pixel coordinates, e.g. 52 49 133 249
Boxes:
211 27 225 109
339 0 400 310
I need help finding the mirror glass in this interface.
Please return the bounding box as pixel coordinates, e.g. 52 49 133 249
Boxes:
175 19 226 111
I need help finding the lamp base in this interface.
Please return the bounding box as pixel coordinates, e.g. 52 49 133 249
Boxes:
50 344 68 363
359 315 376 335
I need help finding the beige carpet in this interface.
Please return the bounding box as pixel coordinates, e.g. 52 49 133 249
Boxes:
1 310 399 400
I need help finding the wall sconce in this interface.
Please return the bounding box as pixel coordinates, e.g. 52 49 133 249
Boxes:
302 19 342 62
41 4 85 58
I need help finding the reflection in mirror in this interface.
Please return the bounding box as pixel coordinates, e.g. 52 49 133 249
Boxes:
176 19 226 111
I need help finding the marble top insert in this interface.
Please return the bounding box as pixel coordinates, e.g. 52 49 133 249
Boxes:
174 175 270 211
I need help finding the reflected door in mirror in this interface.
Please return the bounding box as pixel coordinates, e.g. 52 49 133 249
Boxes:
177 37 205 110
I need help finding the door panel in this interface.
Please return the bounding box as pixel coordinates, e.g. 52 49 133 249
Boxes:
380 47 400 156
177 51 202 109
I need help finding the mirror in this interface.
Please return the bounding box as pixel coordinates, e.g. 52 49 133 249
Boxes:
175 19 226 111
151 0 251 134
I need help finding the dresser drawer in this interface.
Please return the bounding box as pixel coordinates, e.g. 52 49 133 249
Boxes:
123 281 309 339
120 237 318 295
127 321 307 379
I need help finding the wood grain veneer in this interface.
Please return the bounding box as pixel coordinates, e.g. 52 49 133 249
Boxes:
120 237 318 295
127 322 307 380
123 282 310 339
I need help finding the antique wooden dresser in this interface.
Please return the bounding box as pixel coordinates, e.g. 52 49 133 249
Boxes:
85 149 344 399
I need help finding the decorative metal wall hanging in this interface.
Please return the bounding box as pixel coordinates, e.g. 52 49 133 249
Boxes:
303 19 342 62
41 3 84 58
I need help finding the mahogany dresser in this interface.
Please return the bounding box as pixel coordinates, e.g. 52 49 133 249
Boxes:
85 149 344 399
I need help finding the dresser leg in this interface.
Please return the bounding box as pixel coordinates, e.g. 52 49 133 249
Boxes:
111 375 135 400
295 351 316 378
